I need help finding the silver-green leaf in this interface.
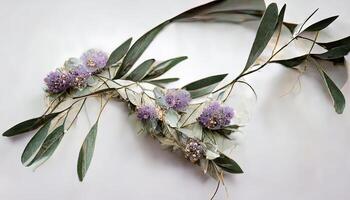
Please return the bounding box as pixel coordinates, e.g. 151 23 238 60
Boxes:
144 56 187 80
21 121 51 166
77 122 98 181
106 38 132 67
2 112 62 137
182 74 228 98
114 21 170 79
27 125 65 167
126 59 155 81
243 3 279 71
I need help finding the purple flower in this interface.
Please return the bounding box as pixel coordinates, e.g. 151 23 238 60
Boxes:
44 70 72 94
198 102 234 130
80 49 108 73
137 105 157 121
165 89 191 111
69 66 91 89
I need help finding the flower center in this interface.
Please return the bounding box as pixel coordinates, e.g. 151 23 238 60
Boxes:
87 59 96 68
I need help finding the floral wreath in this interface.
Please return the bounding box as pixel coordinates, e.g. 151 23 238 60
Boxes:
2 0 348 199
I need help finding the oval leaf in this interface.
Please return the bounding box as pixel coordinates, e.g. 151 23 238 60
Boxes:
144 56 187 80
243 3 278 71
2 112 62 137
114 21 170 79
126 59 155 81
27 125 65 166
106 38 132 67
77 122 98 181
182 74 228 98
214 153 243 174
21 121 51 165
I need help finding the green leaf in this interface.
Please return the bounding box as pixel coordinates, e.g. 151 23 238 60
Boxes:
77 122 98 181
283 22 297 34
243 3 279 71
144 56 187 80
106 38 132 67
27 125 65 166
147 78 179 88
312 44 350 60
182 74 228 98
304 16 338 32
21 121 51 165
2 112 62 137
114 21 170 79
322 71 346 114
172 0 266 23
271 55 307 68
126 59 155 81
310 58 346 114
213 153 243 174
317 36 350 50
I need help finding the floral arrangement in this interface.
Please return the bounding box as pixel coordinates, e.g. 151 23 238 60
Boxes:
2 0 349 198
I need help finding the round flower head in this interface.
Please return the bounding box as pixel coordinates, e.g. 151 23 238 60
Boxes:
69 66 91 89
137 105 157 121
184 138 205 163
165 89 191 111
44 70 72 94
80 49 108 73
198 102 234 130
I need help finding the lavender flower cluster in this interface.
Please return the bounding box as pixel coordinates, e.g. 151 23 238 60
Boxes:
137 105 158 121
198 102 234 130
44 49 108 94
165 89 191 111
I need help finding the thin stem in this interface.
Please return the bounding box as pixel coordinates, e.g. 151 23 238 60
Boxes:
97 97 111 120
180 103 202 128
210 181 221 200
66 98 87 130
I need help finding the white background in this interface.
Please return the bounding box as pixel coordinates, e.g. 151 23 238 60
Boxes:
0 0 349 199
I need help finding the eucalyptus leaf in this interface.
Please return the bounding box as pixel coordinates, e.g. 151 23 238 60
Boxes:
106 38 132 67
322 70 345 114
153 87 167 108
2 112 62 137
283 22 297 34
27 125 65 167
178 123 202 140
144 56 187 80
21 121 51 165
317 36 350 50
77 122 98 181
312 44 350 60
165 109 180 128
172 0 266 23
147 78 179 88
310 58 346 114
182 74 228 98
126 89 142 106
271 55 307 68
303 16 338 32
114 21 170 79
214 153 243 173
243 3 278 71
126 59 155 81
